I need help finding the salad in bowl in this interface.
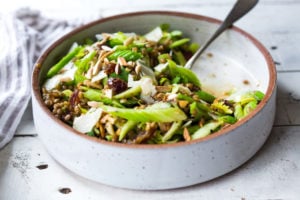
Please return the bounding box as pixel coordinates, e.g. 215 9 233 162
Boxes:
41 24 264 144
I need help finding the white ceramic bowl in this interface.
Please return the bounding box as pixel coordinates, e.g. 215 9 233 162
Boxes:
32 11 277 190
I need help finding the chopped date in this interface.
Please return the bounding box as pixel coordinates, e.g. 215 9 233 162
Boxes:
107 77 127 94
70 89 80 107
104 63 116 74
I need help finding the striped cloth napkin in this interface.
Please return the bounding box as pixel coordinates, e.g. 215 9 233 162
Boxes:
0 9 91 148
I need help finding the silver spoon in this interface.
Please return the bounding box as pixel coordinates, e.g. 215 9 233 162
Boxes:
184 0 259 69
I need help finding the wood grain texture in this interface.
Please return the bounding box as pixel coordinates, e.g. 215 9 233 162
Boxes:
0 126 299 199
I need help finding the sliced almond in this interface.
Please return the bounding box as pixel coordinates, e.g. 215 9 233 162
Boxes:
115 63 121 74
100 51 114 62
118 57 128 66
124 36 134 46
183 127 191 141
85 66 93 79
92 59 103 76
135 64 141 75
98 123 105 138
87 101 101 108
101 45 113 51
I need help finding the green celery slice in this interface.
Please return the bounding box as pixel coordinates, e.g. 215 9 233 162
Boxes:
108 50 142 61
99 103 187 122
47 46 83 78
170 38 190 48
196 90 216 103
119 120 138 141
113 86 141 99
191 121 222 140
162 121 182 142
243 101 257 115
83 88 124 108
168 59 201 87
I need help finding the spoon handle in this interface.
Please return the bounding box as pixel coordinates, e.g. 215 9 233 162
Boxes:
185 0 259 69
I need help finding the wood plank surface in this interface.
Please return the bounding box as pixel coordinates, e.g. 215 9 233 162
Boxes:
1 126 299 200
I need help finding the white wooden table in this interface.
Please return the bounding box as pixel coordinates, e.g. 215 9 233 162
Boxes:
1 0 300 199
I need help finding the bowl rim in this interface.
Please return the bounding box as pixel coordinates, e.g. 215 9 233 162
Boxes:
32 10 277 149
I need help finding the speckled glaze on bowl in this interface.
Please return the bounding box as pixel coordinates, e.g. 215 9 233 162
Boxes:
31 11 277 190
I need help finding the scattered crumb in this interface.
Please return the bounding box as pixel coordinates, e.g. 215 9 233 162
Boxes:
241 198 246 200
59 187 72 194
207 52 213 58
271 46 277 50
274 61 281 65
36 164 48 170
223 90 232 96
243 80 250 85
10 152 30 180
230 188 235 191
209 73 216 78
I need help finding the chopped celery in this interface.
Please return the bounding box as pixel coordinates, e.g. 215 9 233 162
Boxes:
99 103 187 122
75 50 97 72
190 101 211 120
107 32 128 47
196 102 211 112
74 50 97 84
173 50 187 66
190 102 205 120
159 77 170 85
170 38 190 48
108 50 142 61
211 100 233 114
113 86 141 99
172 76 181 84
119 120 138 141
234 103 244 120
239 90 265 106
87 130 95 137
83 88 124 108
158 53 172 63
162 121 182 142
177 93 194 103
253 90 265 101
170 30 183 38
107 38 123 47
218 115 237 124
240 97 257 106
243 101 257 115
196 90 216 103
189 43 200 53
74 69 86 84
191 121 222 140
47 46 83 78
168 59 201 87
62 89 72 98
